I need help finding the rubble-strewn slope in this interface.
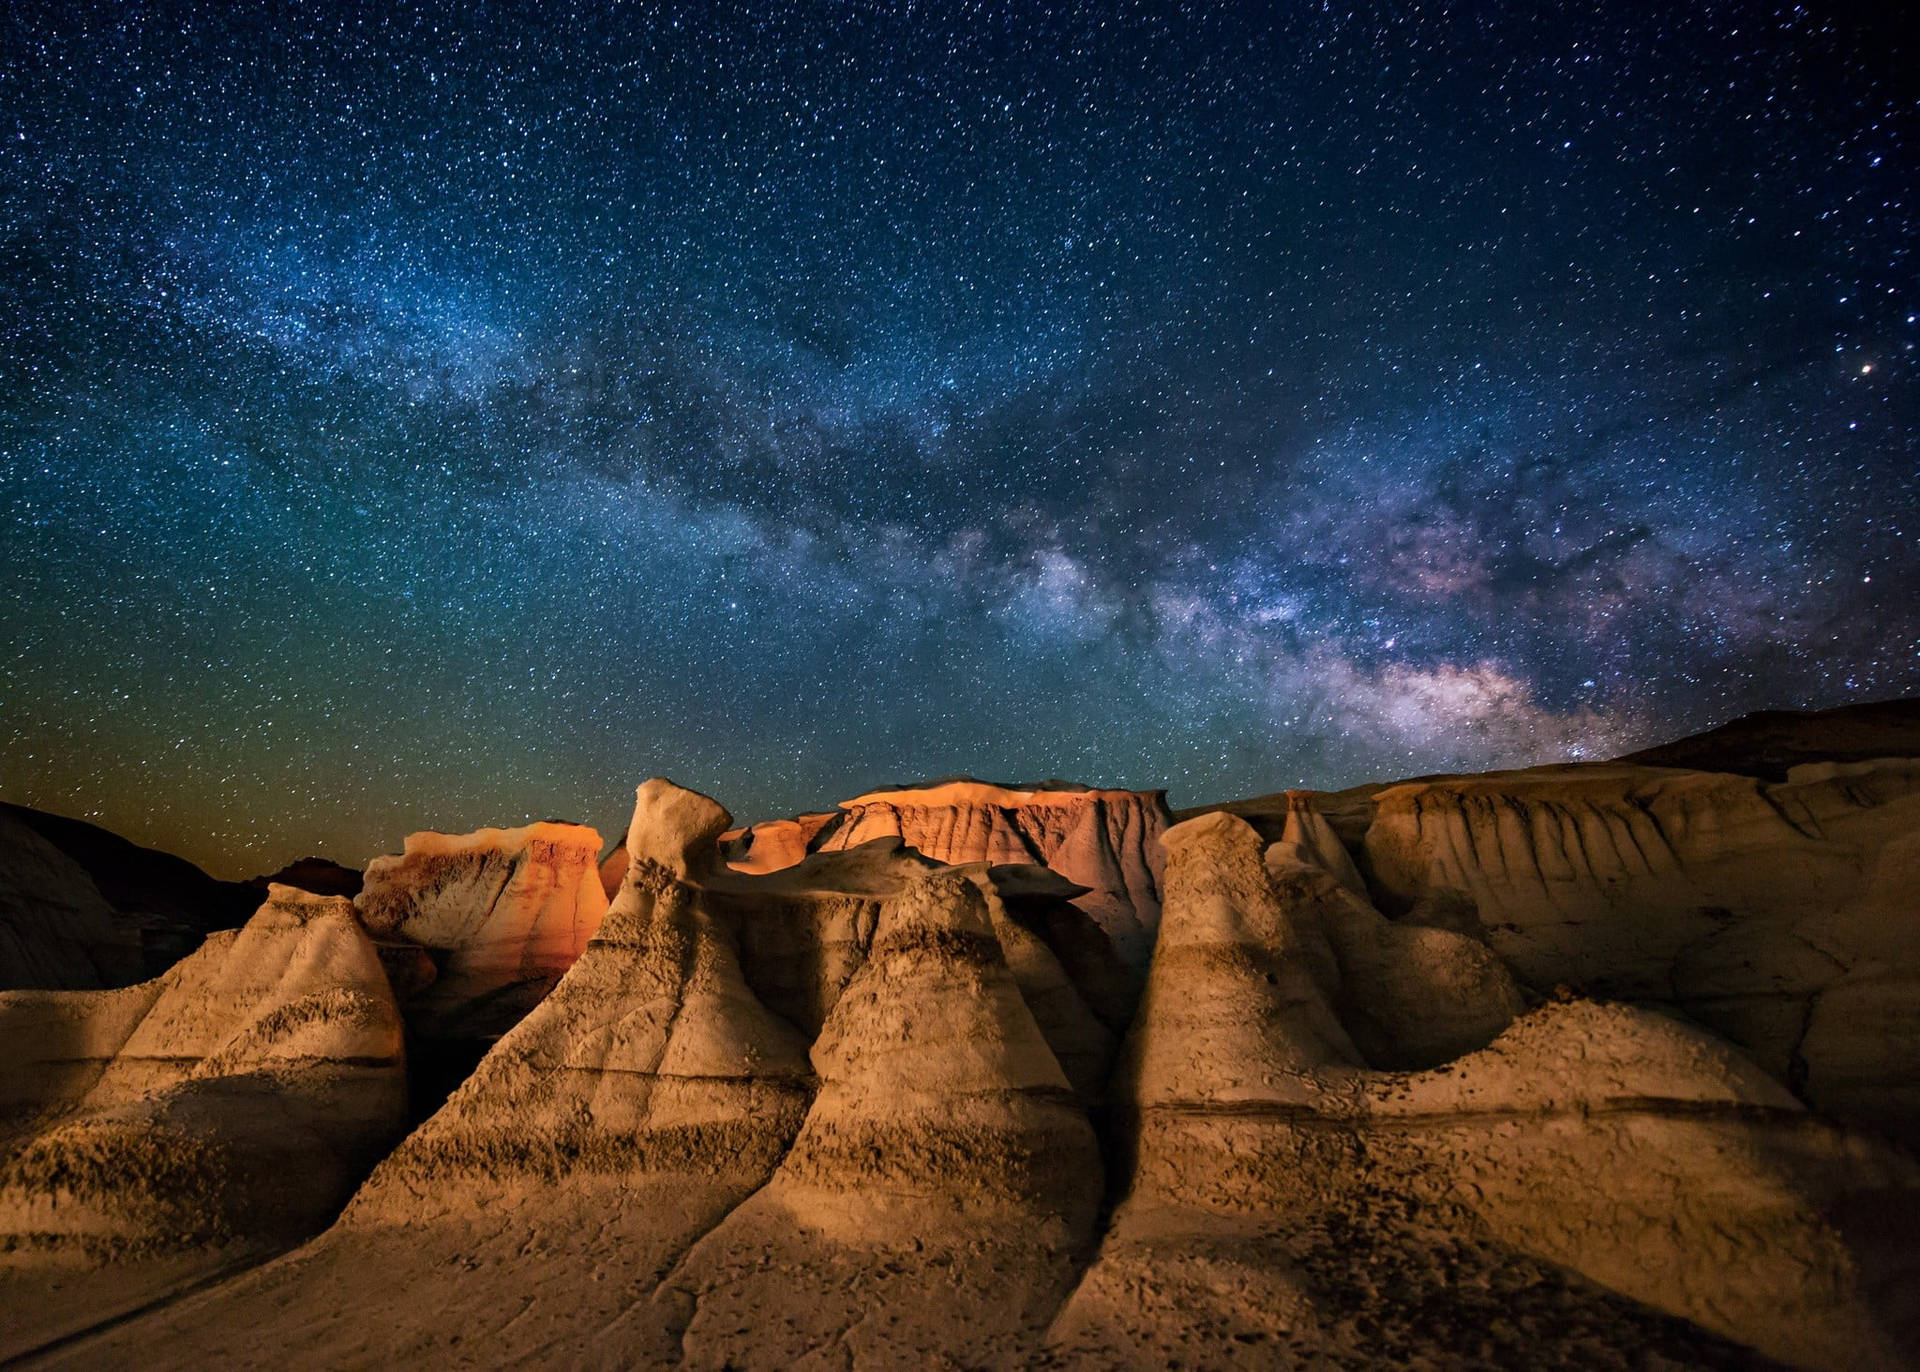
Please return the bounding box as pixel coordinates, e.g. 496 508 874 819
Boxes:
0 886 406 1359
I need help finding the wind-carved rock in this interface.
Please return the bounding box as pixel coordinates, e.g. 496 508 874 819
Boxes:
34 780 1112 1367
657 870 1104 1366
354 821 609 1044
1361 758 1920 1139
1052 810 1920 1370
32 780 816 1368
0 886 405 1360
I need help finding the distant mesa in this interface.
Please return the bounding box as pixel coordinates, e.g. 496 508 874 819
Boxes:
1614 696 1920 780
247 856 363 900
1 802 262 990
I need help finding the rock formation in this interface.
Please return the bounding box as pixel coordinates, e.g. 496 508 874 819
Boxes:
0 808 143 990
12 706 1920 1368
22 781 815 1368
247 857 363 899
811 778 1172 971
657 870 1104 1366
1614 696 1920 778
1051 810 1920 1369
0 886 406 1359
354 821 609 1044
1361 758 1920 1140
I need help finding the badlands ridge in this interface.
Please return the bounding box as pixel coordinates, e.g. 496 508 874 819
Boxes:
1 702 1919 1367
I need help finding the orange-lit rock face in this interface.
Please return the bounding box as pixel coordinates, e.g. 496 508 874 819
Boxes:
811 781 1171 970
355 821 608 1040
721 813 839 874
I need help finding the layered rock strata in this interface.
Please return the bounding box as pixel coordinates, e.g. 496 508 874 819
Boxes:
0 886 405 1359
811 779 1172 971
658 870 1105 1365
355 821 609 1044
1051 810 1920 1369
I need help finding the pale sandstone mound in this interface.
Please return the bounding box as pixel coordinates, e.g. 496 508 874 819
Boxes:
1361 758 1920 1139
355 820 608 1042
1053 812 1919 1369
1122 811 1361 1105
789 778 1171 971
29 780 815 1369
0 886 405 1359
657 870 1104 1366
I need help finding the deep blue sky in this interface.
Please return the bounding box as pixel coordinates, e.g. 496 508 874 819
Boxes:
3 2 1915 875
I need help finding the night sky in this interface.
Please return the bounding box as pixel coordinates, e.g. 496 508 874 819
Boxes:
3 3 1916 877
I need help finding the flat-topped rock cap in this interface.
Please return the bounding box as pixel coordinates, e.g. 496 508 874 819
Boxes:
839 776 1167 808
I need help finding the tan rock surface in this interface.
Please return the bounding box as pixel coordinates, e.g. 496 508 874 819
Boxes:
0 886 405 1359
1054 812 1920 1369
657 871 1104 1366
13 728 1920 1369
1361 757 1920 1138
23 781 814 1369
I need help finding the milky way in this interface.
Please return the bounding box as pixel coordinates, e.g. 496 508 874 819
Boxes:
2 3 1916 874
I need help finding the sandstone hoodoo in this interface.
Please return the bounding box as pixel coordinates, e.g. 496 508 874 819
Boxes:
606 778 1173 974
20 781 818 1367
0 885 406 1359
1053 808 1920 1369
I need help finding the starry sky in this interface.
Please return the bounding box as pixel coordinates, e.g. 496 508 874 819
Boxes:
3 2 1916 876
